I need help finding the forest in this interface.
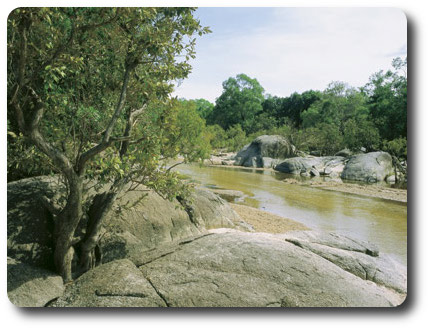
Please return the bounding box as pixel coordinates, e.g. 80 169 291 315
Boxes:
193 58 407 159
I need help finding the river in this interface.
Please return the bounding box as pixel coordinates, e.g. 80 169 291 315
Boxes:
177 163 407 266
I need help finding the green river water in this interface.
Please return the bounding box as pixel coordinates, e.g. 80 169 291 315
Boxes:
177 163 407 266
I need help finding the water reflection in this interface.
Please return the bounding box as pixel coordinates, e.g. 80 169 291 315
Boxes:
177 164 407 265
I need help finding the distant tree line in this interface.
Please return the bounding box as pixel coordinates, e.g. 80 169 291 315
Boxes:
192 57 407 159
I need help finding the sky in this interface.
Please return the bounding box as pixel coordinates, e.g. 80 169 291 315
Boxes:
172 7 407 103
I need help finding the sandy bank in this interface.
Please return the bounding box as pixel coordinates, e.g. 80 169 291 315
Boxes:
229 203 309 233
282 178 407 203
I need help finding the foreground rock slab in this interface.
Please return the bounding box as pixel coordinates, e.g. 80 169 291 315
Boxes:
15 230 405 307
139 230 405 307
283 231 406 294
7 258 64 307
50 259 166 307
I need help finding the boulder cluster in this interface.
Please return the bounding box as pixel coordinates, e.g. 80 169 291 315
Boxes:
231 135 398 183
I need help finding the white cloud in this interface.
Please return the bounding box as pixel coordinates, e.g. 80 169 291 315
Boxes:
173 8 407 102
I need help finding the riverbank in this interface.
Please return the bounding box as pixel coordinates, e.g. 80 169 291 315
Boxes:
229 202 309 233
282 178 407 203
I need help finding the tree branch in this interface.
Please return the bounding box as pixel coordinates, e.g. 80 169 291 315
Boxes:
119 103 147 157
77 63 134 174
102 66 133 143
11 17 75 179
77 9 120 32
11 16 30 132
166 161 185 172
30 128 75 178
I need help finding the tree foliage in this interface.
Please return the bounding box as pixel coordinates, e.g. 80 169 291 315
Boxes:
7 7 210 281
382 137 407 159
200 58 406 158
193 98 214 120
364 57 407 141
207 73 265 134
204 124 228 149
301 82 369 133
263 90 321 128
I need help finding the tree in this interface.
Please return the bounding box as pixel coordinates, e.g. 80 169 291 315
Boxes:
162 99 211 167
382 137 407 160
263 91 321 128
301 82 369 133
343 119 380 151
207 74 265 134
205 124 228 149
298 123 343 156
193 98 214 120
7 8 210 282
250 112 278 134
225 124 247 152
364 57 407 141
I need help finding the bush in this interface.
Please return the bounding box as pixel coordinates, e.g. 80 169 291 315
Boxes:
205 124 228 150
344 119 380 151
382 137 407 160
226 124 248 152
295 123 343 156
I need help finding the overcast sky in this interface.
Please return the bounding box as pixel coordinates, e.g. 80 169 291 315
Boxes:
172 7 407 103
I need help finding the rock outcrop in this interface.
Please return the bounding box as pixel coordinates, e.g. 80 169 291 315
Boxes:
335 148 354 157
234 135 295 168
204 188 245 203
341 151 394 183
7 177 247 268
7 257 64 307
46 230 405 307
49 259 166 307
274 156 346 177
187 188 251 231
282 231 406 294
7 176 61 270
204 152 236 166
275 151 395 183
7 176 406 307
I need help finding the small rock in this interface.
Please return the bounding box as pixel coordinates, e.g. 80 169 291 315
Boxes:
335 148 353 157
310 168 320 177
386 175 396 183
300 171 310 177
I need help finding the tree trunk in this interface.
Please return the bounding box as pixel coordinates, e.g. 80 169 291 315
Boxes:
53 175 84 282
77 191 118 275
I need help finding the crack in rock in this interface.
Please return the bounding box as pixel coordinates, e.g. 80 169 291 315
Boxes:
145 277 170 307
94 289 148 299
178 233 214 246
136 251 176 267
